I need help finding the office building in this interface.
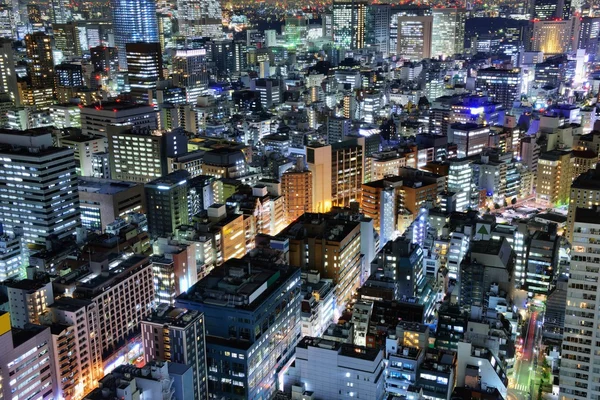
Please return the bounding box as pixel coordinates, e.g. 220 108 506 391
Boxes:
81 101 157 137
0 312 57 399
560 207 600 399
448 158 474 212
49 103 81 129
332 0 367 50
50 0 71 24
531 19 578 56
78 178 146 231
57 131 107 176
107 124 187 182
90 46 119 75
141 305 207 400
53 23 81 57
366 4 391 56
0 129 81 254
54 63 84 88
536 150 572 206
397 16 433 61
285 337 386 400
278 212 362 309
25 32 54 89
533 0 571 19
72 252 154 356
306 137 365 211
448 123 490 159
326 116 352 144
525 229 560 294
145 170 190 238
110 0 159 69
566 167 600 242
0 39 17 105
48 297 104 399
431 8 466 59
126 42 163 104
175 259 301 400
578 17 600 57
476 68 522 110
201 148 248 179
281 167 313 224
177 0 222 38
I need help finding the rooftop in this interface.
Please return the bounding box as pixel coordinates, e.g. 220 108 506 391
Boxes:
78 178 140 195
297 336 382 362
144 304 202 328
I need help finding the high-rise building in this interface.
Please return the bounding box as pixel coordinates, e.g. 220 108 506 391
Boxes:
25 32 54 89
531 19 578 56
53 23 81 57
107 124 187 183
306 137 365 211
448 158 474 212
525 228 559 294
366 4 391 56
326 116 351 144
332 0 367 50
48 297 104 398
172 48 209 102
90 46 119 75
281 167 313 224
277 212 362 309
566 167 600 242
141 306 207 400
536 150 572 206
475 68 522 110
448 123 490 159
145 170 190 238
177 0 222 38
431 8 466 59
0 312 57 399
0 129 81 256
560 207 600 399
80 101 158 138
578 17 600 57
533 0 571 19
54 63 84 88
50 0 71 24
0 39 17 105
110 0 159 69
72 252 154 356
397 16 433 61
175 259 301 400
126 42 163 104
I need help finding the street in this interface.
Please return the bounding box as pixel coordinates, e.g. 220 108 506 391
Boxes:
509 307 544 400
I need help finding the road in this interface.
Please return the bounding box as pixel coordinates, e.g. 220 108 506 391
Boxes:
509 309 541 400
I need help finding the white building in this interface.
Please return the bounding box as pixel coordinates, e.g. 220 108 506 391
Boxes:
285 336 386 400
456 342 509 399
80 101 157 138
57 132 107 176
560 207 600 399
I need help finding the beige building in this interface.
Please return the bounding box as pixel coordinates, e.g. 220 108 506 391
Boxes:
282 168 313 224
536 150 572 206
571 149 597 181
78 177 146 231
57 131 107 176
566 167 600 242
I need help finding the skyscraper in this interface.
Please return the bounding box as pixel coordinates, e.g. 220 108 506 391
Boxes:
0 39 17 105
110 0 159 69
25 32 54 89
177 0 222 38
397 15 433 61
332 0 367 50
531 19 578 56
475 68 522 110
533 0 571 20
142 306 207 400
0 129 81 256
431 8 466 59
578 17 600 56
560 207 600 399
145 170 190 239
366 4 391 56
126 42 163 103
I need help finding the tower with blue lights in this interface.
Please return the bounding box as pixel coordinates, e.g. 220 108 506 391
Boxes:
110 0 159 69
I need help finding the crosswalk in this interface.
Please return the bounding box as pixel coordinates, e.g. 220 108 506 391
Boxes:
514 383 529 391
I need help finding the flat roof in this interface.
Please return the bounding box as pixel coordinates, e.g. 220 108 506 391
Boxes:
78 178 139 195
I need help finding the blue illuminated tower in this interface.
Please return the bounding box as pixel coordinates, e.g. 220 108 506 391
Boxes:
110 0 159 69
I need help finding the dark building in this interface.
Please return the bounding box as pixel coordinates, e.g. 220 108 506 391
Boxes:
145 170 190 238
54 63 84 88
125 42 163 103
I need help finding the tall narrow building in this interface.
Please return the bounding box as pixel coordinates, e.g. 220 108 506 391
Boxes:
177 0 222 38
366 4 391 56
145 170 190 239
25 32 54 89
431 8 466 59
0 39 17 105
0 129 81 258
397 15 433 61
126 42 163 103
560 207 600 399
110 0 159 69
332 0 367 50
282 166 313 224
